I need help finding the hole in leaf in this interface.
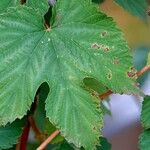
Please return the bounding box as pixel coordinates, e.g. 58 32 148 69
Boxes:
44 7 53 30
113 57 120 65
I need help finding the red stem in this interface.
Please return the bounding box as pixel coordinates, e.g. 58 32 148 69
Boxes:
16 122 30 150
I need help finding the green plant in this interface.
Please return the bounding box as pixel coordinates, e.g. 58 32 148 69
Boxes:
0 0 149 150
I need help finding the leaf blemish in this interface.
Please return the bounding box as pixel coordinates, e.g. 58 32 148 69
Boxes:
93 127 96 131
100 31 108 37
91 43 101 49
107 70 112 80
103 46 110 52
113 58 120 65
127 67 137 78
91 43 111 52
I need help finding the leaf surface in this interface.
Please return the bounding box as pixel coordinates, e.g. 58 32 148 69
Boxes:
26 0 49 14
56 137 111 150
139 130 150 150
0 119 25 149
141 96 150 129
0 0 140 149
96 137 111 150
0 0 19 13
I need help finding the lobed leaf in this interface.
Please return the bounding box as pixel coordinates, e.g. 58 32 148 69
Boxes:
0 0 140 149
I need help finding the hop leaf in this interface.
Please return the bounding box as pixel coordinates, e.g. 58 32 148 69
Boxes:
0 119 25 149
0 0 140 149
0 0 20 13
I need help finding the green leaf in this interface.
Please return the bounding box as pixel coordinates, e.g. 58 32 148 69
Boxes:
26 0 49 14
0 119 25 149
97 137 111 150
44 120 64 144
114 0 148 20
0 0 140 149
139 130 150 150
83 78 108 95
56 141 74 150
0 0 20 13
141 96 150 129
55 137 111 150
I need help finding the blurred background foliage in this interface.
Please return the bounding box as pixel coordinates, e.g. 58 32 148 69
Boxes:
100 1 150 150
100 0 150 48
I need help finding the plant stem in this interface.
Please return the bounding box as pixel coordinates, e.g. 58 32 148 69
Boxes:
16 122 30 150
137 64 150 77
37 130 60 150
28 116 41 135
28 116 46 142
99 90 113 100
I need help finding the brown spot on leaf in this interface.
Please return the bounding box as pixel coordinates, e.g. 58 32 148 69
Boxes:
127 67 137 78
91 43 111 52
113 58 120 65
107 70 112 80
104 46 110 52
101 31 108 37
93 127 96 131
91 43 99 49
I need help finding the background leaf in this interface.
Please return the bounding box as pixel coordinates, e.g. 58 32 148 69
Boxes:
114 0 148 20
96 137 111 150
139 130 150 150
0 119 25 149
83 78 108 95
141 96 150 129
